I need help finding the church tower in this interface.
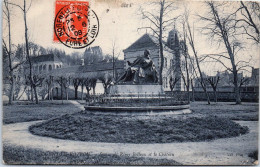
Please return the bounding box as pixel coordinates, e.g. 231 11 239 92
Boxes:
167 29 181 91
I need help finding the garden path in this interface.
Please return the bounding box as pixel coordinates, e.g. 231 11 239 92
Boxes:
3 120 258 165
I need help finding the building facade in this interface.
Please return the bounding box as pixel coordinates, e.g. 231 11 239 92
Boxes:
83 46 103 65
31 54 63 73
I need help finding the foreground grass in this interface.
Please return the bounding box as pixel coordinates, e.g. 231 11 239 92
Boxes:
3 145 180 165
248 150 258 161
3 101 258 125
29 111 249 143
190 102 259 121
3 101 81 124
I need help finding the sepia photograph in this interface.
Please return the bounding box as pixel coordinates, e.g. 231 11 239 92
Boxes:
1 0 259 165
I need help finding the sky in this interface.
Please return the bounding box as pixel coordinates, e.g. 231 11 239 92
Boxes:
2 0 260 76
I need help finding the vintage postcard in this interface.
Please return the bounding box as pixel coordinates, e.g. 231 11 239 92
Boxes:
1 0 259 165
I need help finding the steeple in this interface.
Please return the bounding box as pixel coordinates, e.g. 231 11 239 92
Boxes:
167 28 181 91
167 29 180 51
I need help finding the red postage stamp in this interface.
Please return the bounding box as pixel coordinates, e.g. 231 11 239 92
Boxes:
54 0 99 49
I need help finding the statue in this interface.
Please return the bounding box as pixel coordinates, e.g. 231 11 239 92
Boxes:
117 49 158 84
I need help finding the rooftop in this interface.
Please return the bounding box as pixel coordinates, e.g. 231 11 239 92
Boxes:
124 34 159 52
48 60 124 76
124 33 171 52
31 54 62 63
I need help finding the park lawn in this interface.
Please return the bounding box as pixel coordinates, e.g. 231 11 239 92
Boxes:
29 111 249 143
3 100 82 124
190 102 259 121
2 101 258 165
3 101 258 124
3 145 180 165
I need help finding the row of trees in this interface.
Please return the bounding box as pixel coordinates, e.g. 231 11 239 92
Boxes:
141 0 259 104
9 72 114 103
2 0 85 104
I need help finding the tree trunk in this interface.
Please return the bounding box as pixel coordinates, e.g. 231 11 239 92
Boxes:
158 1 164 85
74 86 78 99
17 86 26 100
213 88 217 103
87 89 90 97
92 86 96 95
210 2 241 104
5 1 14 105
81 85 84 100
202 86 210 104
30 85 34 101
191 84 195 102
23 0 35 103
233 71 241 104
33 85 38 104
8 76 15 104
65 88 68 100
56 87 59 98
60 80 63 104
186 17 210 104
187 85 190 104
51 88 53 101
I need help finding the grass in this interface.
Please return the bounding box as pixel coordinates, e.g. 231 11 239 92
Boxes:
29 111 249 144
3 145 180 165
3 100 81 124
3 101 258 125
248 150 258 160
190 102 259 121
2 101 257 165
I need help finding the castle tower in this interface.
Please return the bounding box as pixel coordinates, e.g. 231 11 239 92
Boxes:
167 29 181 91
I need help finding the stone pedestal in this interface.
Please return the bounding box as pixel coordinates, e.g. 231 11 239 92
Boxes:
108 84 164 95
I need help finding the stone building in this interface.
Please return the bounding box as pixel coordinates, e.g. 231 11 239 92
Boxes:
31 54 63 73
83 46 103 65
123 30 184 91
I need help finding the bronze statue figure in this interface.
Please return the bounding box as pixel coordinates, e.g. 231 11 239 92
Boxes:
117 49 158 84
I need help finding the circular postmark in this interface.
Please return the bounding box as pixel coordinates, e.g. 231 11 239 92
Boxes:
54 3 99 49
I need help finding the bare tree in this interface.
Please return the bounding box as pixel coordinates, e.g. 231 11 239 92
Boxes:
198 1 253 104
206 76 220 103
90 78 97 95
190 78 195 102
84 78 92 97
63 76 71 101
25 74 44 103
72 77 81 99
8 0 38 103
169 76 180 92
179 22 193 103
2 0 25 104
236 2 260 43
56 76 64 103
184 10 211 104
139 0 178 85
111 39 121 80
80 78 85 100
238 77 250 94
98 73 113 94
45 75 54 100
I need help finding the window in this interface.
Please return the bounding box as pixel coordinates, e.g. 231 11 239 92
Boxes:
49 65 52 71
43 64 46 71
39 65 42 72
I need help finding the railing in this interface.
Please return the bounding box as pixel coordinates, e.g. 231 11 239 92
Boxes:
86 92 189 107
